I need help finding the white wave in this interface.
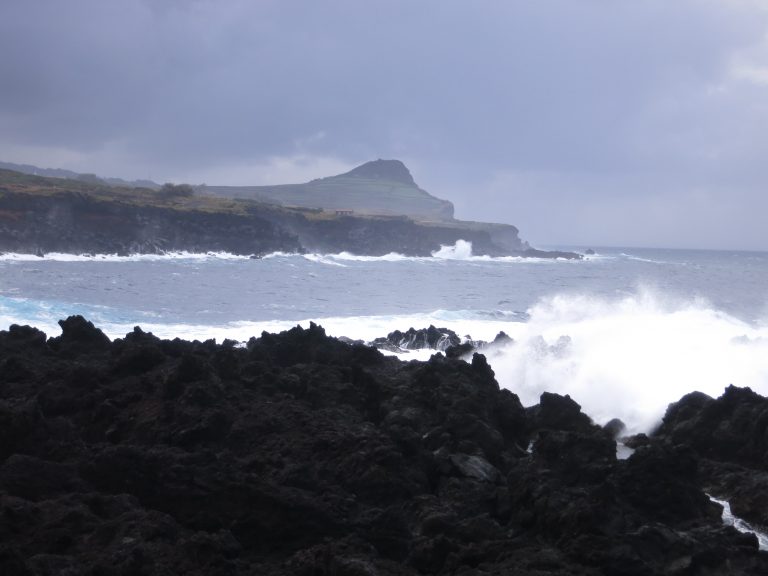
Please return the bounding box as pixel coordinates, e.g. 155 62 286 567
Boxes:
432 240 580 264
619 252 668 265
581 252 615 262
270 241 578 264
0 251 255 263
488 288 768 433
260 251 302 259
301 254 347 267
708 495 768 550
432 239 475 259
326 251 411 262
0 242 581 266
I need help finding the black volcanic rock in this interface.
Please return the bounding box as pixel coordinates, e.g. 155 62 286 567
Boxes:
523 248 582 260
374 328 516 359
371 325 461 352
49 316 111 356
654 385 768 528
1 317 767 574
444 330 514 359
529 391 596 433
655 385 768 468
603 417 627 439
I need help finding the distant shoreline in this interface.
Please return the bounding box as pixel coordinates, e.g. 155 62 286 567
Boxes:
0 168 581 259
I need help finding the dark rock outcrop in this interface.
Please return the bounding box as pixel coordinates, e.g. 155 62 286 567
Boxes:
654 385 768 528
444 331 515 359
0 318 765 574
371 325 461 352
370 328 514 358
0 190 301 256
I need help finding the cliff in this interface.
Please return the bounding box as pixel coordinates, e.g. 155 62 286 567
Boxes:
0 168 569 258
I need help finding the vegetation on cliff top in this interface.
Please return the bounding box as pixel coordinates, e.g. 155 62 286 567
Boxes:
0 168 328 220
198 159 456 221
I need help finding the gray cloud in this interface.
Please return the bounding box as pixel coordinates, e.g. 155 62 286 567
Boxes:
1 0 767 249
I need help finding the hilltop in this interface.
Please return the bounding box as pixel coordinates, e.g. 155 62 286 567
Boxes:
199 159 455 221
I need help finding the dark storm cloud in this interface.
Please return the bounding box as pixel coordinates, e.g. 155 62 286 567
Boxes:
1 0 767 249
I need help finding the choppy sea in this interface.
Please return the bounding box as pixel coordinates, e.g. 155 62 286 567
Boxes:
3 240 768 433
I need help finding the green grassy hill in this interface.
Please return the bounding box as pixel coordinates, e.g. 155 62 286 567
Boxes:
198 159 455 221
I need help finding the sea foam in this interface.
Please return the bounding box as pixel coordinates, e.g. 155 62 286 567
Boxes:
487 289 768 433
0 240 583 266
0 251 254 263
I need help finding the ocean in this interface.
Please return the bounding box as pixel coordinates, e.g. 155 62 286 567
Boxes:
3 240 768 434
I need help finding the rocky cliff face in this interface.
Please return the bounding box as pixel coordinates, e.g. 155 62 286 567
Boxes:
0 187 534 257
0 317 765 574
0 191 301 256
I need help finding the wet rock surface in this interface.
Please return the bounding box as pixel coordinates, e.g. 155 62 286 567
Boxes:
654 385 768 531
370 327 514 358
370 326 462 353
1 317 767 575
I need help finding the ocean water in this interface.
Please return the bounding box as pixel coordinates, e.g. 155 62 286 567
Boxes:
2 240 768 433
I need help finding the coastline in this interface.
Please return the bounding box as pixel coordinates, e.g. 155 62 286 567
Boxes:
1 316 766 574
0 168 581 260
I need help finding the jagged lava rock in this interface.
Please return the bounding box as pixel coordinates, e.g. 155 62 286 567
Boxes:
655 385 768 528
0 317 767 574
371 325 461 352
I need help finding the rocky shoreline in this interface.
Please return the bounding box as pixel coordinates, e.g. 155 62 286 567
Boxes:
1 317 767 574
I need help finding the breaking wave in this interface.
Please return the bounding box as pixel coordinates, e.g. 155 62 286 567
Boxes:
0 241 584 265
487 289 768 433
298 240 579 265
0 251 255 263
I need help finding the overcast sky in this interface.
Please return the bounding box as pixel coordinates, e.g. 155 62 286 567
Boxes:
1 0 767 250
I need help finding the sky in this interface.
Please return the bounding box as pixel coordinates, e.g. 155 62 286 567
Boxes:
1 0 767 250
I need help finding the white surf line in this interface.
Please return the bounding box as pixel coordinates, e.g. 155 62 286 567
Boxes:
707 494 768 550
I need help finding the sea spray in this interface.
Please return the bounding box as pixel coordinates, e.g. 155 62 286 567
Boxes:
488 289 768 433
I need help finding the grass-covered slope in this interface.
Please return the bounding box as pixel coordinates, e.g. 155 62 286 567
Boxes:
199 159 456 221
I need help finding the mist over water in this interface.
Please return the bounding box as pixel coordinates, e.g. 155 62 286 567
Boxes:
488 290 768 432
2 243 768 432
